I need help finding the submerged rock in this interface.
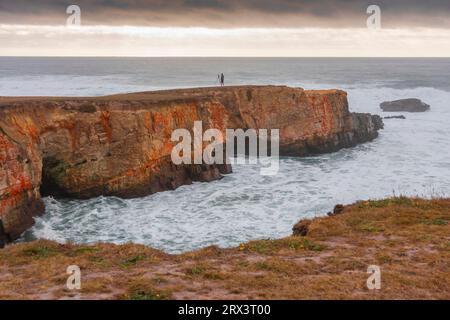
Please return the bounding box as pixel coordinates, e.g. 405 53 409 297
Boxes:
380 99 430 112
384 115 406 120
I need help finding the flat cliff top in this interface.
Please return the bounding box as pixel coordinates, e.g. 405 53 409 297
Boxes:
0 85 344 105
0 197 448 300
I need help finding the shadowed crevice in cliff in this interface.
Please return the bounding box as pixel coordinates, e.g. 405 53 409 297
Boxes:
40 154 233 200
40 156 71 198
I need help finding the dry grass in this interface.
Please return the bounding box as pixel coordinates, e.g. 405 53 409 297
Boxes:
0 197 448 300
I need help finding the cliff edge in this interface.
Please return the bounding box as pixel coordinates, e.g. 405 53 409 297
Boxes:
0 86 383 241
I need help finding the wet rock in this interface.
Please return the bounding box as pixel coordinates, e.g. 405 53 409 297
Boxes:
380 99 430 112
384 115 406 120
371 114 384 130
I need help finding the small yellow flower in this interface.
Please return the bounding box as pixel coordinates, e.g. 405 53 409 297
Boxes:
239 243 246 251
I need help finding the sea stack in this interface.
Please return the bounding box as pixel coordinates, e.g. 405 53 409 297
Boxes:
380 98 430 112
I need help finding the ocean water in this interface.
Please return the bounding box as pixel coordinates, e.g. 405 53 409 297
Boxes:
1 57 449 253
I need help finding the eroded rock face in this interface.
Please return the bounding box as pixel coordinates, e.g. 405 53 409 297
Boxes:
0 86 383 242
380 99 430 112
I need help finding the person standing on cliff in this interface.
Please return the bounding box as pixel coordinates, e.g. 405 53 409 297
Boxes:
220 73 225 86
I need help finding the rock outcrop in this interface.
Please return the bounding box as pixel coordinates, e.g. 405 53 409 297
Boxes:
380 99 430 112
292 219 311 237
0 86 383 242
384 115 406 120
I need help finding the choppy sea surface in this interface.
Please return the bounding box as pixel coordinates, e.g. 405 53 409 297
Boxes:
1 57 449 253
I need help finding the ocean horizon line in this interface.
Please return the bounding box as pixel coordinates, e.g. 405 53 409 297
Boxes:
1 56 450 59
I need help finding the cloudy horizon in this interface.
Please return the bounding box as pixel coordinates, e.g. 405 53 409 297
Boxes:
1 0 450 57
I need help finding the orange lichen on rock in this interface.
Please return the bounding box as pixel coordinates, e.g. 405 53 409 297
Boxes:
100 111 112 143
9 116 40 143
0 135 31 213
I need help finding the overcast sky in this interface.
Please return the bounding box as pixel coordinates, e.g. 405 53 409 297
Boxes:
1 0 449 56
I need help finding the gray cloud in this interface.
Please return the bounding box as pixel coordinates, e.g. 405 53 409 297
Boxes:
0 0 450 28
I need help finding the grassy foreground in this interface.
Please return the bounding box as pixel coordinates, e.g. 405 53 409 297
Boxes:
0 197 449 300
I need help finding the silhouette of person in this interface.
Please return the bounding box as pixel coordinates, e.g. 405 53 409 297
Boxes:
220 73 225 86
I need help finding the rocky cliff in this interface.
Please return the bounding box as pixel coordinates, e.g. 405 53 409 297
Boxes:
0 86 383 242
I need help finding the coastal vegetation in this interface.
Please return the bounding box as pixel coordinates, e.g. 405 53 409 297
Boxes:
0 197 448 300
